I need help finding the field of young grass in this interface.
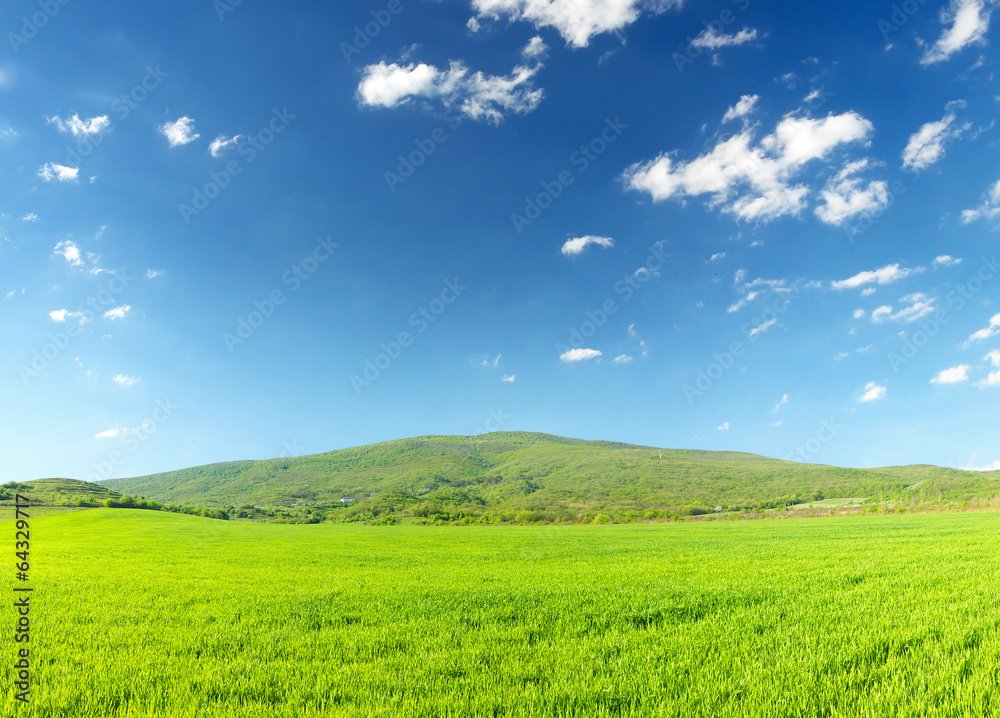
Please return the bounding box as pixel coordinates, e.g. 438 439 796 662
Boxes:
6 509 1000 716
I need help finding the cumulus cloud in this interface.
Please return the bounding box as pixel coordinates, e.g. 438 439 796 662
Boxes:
965 312 1000 345
933 255 962 266
722 94 759 123
469 0 680 48
22 213 39 222
901 104 970 172
38 163 79 182
691 26 758 50
48 309 87 325
501 374 516 382
961 178 1000 223
113 374 141 387
159 117 200 147
357 38 545 124
975 351 1000 388
831 263 923 290
560 348 602 362
561 235 614 255
53 240 82 266
623 104 876 224
859 381 886 402
209 134 243 157
921 0 993 65
931 364 971 384
47 113 110 138
103 305 131 321
814 159 890 226
717 422 731 431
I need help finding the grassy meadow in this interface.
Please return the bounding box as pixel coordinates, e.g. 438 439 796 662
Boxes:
5 508 1000 716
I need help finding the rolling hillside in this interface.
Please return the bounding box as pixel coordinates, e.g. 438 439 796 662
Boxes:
97 432 1000 522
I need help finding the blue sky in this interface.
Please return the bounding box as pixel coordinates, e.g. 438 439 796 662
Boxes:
2 0 1000 482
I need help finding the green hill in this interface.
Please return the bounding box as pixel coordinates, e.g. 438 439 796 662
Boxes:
96 432 1000 523
0 477 122 508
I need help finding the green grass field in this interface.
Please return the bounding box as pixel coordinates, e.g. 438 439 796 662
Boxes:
6 509 1000 717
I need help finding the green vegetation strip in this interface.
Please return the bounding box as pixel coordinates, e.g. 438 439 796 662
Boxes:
5 509 1000 716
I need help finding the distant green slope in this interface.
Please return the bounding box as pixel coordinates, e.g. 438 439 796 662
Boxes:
0 477 121 507
96 432 1000 521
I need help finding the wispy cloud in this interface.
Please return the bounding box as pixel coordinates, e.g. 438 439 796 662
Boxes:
831 263 923 290
209 134 243 157
469 0 681 48
859 381 887 402
691 26 758 50
901 103 970 172
921 0 993 65
47 113 110 138
113 374 141 387
561 235 614 256
357 38 546 124
103 305 131 321
53 240 82 266
964 312 1000 346
38 163 79 182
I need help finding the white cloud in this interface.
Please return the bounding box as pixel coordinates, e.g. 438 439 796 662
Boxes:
521 35 548 59
747 317 777 338
831 263 923 290
933 255 962 266
717 422 730 431
613 354 633 363
103 305 131 321
357 39 545 124
53 240 82 266
501 374 516 382
814 160 890 226
861 287 876 296
965 312 1000 345
113 374 141 387
975 370 1000 388
767 420 783 427
921 0 993 65
561 235 614 255
208 134 243 157
146 269 164 279
869 293 936 323
623 106 876 224
691 26 758 50
47 113 110 138
859 381 886 402
901 105 970 171
774 393 789 411
834 351 851 361
722 94 759 123
95 428 120 439
853 309 866 319
961 178 1000 223
159 117 200 147
985 349 1000 368
709 252 726 262
560 348 602 362
469 0 680 48
930 364 971 384
38 163 79 182
48 309 67 322
961 453 1000 470
22 213 38 222
627 324 637 337
481 354 502 367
